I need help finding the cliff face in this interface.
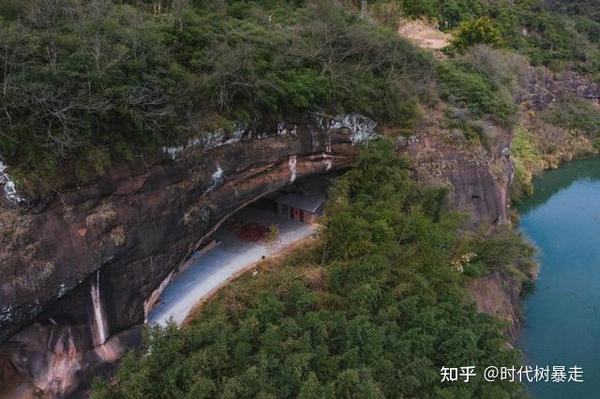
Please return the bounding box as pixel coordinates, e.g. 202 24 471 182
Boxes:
0 68 597 397
0 112 523 397
0 115 368 397
398 110 514 226
397 69 600 338
521 69 600 110
468 272 524 339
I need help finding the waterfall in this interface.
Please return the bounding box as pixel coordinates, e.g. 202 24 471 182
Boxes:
288 155 297 183
90 270 108 346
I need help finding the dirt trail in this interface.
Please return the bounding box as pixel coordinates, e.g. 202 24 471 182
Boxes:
397 20 451 50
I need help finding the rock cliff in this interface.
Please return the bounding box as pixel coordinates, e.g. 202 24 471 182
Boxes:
0 114 366 397
398 117 513 226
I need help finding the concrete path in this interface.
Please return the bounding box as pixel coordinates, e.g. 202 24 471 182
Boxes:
148 207 317 326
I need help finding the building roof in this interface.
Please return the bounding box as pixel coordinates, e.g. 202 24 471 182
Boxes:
275 192 326 213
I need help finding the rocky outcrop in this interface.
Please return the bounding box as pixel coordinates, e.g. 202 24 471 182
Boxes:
0 114 371 397
398 113 513 226
521 69 600 110
397 66 600 228
468 272 524 339
0 161 25 206
1 64 596 396
399 123 528 339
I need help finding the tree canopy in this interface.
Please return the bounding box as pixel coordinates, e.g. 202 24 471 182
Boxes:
0 0 433 186
91 142 532 398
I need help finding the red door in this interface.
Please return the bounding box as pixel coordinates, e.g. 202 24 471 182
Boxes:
293 208 302 222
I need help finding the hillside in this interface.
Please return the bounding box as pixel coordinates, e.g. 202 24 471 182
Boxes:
1 0 598 192
0 0 432 191
0 1 599 398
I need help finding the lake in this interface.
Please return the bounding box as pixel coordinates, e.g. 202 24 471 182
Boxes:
517 157 600 398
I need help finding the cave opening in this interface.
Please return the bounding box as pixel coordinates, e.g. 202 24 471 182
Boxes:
146 174 335 326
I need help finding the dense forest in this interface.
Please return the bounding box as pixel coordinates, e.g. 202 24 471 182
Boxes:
1 0 599 188
91 142 536 398
1 0 434 185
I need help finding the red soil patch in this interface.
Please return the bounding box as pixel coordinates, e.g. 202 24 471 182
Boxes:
236 223 270 242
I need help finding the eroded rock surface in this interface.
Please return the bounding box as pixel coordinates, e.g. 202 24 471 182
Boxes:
469 272 523 339
398 113 513 226
0 115 366 397
521 69 600 109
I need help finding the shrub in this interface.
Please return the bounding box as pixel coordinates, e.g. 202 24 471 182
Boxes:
372 0 600 78
459 45 529 98
451 16 503 50
400 0 485 29
510 127 542 201
465 226 537 280
437 62 515 122
543 98 600 138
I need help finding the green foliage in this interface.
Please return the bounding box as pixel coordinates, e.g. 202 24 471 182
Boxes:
446 113 486 144
0 0 433 186
0 0 23 19
543 98 600 139
437 62 515 122
0 1 180 183
593 137 600 153
400 0 485 29
511 127 542 202
92 142 528 399
451 17 502 50
546 0 600 44
3 0 599 187
502 0 600 75
372 0 600 75
461 226 537 280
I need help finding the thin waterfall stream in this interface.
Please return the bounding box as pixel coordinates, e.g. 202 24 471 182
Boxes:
90 270 108 346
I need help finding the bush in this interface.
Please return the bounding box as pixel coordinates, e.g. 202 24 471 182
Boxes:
437 62 515 122
463 227 537 280
459 45 529 98
543 98 600 138
373 0 600 78
451 17 503 50
510 127 542 201
400 0 485 29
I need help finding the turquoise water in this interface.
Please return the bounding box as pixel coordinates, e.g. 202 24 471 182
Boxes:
517 157 600 399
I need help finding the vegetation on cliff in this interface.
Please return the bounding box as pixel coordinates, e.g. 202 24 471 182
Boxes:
2 0 599 192
511 96 600 203
0 0 434 185
92 142 533 398
374 0 600 75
